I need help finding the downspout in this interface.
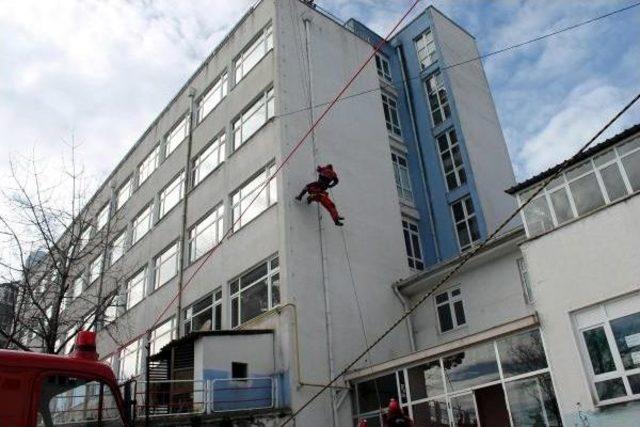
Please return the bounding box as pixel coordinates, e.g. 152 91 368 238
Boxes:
303 17 338 427
175 88 197 336
396 45 441 262
392 283 416 352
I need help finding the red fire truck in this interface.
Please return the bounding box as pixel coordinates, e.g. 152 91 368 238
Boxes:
0 331 131 426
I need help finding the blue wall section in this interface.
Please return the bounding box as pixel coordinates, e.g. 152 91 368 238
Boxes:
202 369 290 411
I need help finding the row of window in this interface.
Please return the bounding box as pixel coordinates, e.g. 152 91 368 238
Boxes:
519 136 640 237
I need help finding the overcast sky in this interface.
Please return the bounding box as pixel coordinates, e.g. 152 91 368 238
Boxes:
1 0 639 193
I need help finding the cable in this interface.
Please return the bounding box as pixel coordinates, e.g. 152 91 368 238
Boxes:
275 1 640 121
279 91 640 426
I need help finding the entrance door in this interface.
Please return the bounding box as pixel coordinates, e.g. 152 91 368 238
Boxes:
450 393 478 427
474 384 510 427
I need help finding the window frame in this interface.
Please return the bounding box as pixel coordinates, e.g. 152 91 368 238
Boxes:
425 72 450 127
149 317 177 356
109 231 126 266
234 22 274 84
153 241 179 290
118 338 143 381
435 287 466 333
131 202 154 245
89 254 103 284
451 196 480 252
138 145 160 186
229 255 280 328
159 171 185 219
192 132 226 188
231 163 277 231
415 29 437 69
402 218 424 271
436 128 467 191
188 204 224 263
125 267 146 311
183 288 223 334
374 53 392 82
381 92 402 137
392 152 413 202
96 204 109 231
197 71 229 123
115 178 132 211
232 86 275 151
164 115 190 159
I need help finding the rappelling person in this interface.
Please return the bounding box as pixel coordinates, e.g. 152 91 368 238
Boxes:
383 399 413 426
295 164 344 226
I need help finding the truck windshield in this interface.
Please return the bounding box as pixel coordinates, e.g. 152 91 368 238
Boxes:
36 374 125 426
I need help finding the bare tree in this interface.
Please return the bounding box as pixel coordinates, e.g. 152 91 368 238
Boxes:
0 141 130 353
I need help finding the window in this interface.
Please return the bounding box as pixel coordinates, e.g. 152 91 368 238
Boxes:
189 204 224 263
198 72 228 122
435 287 466 332
79 226 92 250
89 255 102 284
425 72 450 126
381 92 401 136
375 54 392 82
402 219 424 270
230 255 280 328
232 87 275 150
231 164 277 231
234 23 273 83
415 30 437 69
103 296 119 325
451 197 480 251
125 268 146 310
138 146 160 186
575 293 640 404
165 116 189 158
118 338 142 381
192 133 226 187
96 204 109 230
72 274 84 300
109 231 126 266
436 128 466 191
154 242 179 289
518 138 640 238
391 153 413 202
516 257 533 304
184 289 223 334
159 172 184 218
131 203 153 244
232 362 248 379
149 317 176 356
116 178 132 210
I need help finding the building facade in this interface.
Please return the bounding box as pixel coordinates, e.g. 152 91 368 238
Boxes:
25 1 520 425
0 282 18 348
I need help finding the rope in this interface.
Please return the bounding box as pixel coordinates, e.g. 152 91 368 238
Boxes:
278 92 640 426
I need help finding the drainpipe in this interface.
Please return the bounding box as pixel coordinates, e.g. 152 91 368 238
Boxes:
175 88 197 336
392 283 416 352
396 45 441 263
303 18 338 427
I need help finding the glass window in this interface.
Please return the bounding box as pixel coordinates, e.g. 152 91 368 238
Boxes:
89 254 102 284
356 373 398 414
96 204 109 230
126 268 146 310
72 274 84 300
131 203 153 244
165 116 189 158
150 317 176 356
231 164 277 231
109 231 126 266
505 373 562 427
197 71 228 122
621 149 640 191
374 54 392 82
435 288 465 333
192 133 226 187
497 329 548 378
229 255 280 327
119 338 142 381
451 197 480 251
116 178 132 210
521 195 553 237
184 289 223 334
415 30 437 69
443 342 499 391
436 129 466 191
234 23 273 83
138 146 160 186
381 92 402 136
450 393 478 427
154 242 179 289
583 327 616 375
549 187 574 224
610 312 640 371
402 219 424 271
425 72 450 126
159 172 185 218
37 376 125 426
392 153 413 202
412 399 448 427
79 226 92 250
408 360 444 400
568 170 605 215
188 204 224 263
232 87 275 150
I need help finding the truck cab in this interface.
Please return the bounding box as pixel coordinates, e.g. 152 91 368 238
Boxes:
0 331 130 426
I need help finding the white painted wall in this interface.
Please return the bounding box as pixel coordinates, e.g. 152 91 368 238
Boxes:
523 194 640 426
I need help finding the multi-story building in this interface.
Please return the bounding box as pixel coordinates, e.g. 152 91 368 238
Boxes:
0 282 18 348
25 1 518 424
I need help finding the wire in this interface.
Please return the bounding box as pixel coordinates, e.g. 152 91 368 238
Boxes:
275 1 640 120
279 91 640 426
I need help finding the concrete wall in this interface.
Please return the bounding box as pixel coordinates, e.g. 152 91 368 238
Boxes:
523 194 640 426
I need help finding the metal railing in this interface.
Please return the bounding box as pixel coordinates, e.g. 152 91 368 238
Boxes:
133 377 275 416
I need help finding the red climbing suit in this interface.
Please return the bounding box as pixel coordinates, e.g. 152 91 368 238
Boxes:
296 164 344 226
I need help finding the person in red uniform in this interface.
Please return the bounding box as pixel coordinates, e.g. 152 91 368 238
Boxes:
295 164 344 226
383 399 413 426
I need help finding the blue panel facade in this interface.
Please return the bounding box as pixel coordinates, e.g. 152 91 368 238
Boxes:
346 9 491 268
